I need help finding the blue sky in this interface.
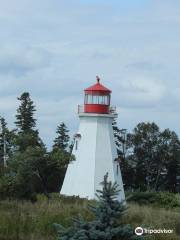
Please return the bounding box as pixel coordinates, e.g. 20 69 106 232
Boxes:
0 0 180 148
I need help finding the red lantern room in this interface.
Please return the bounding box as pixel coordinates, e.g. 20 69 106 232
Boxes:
84 76 111 114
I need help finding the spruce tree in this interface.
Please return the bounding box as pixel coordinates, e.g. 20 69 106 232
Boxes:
15 92 36 133
112 119 129 161
53 122 70 151
14 92 42 151
55 174 141 240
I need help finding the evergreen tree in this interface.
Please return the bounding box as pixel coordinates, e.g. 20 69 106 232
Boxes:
112 120 134 190
14 92 43 151
53 122 70 151
112 119 124 156
55 174 140 240
15 92 36 133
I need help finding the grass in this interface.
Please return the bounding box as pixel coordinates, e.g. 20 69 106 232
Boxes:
0 195 93 240
0 193 180 240
123 204 180 240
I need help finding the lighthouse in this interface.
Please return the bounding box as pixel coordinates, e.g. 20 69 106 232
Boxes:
60 77 125 202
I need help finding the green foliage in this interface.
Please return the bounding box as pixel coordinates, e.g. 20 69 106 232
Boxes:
50 147 74 168
112 119 126 157
14 131 44 152
128 191 180 208
0 94 70 201
0 117 7 166
55 174 139 240
15 92 36 133
0 146 47 200
53 122 70 151
14 92 44 152
47 148 74 192
112 120 135 190
125 122 180 192
0 174 16 200
0 143 74 200
0 117 15 166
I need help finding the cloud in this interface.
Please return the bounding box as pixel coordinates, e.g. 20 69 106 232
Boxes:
125 62 163 72
0 0 180 148
111 75 167 110
0 45 51 76
0 95 18 111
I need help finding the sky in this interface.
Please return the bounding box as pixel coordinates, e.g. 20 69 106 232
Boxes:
0 0 180 148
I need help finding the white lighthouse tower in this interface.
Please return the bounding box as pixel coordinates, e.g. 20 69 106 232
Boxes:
60 77 125 202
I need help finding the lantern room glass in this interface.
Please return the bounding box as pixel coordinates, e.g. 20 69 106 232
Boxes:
85 94 110 105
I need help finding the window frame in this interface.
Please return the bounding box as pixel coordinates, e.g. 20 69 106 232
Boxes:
85 93 110 105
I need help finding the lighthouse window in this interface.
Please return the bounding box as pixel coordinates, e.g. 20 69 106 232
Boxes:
117 164 119 175
75 140 78 150
85 94 88 104
98 96 104 104
86 94 93 104
93 95 99 104
98 95 109 105
85 94 110 105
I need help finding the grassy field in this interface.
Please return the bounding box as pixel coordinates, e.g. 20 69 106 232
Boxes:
0 194 180 240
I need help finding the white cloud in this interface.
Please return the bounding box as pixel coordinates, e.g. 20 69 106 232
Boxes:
0 0 180 148
0 45 51 75
117 77 166 106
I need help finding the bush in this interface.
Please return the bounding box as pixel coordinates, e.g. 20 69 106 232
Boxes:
128 191 180 208
156 192 180 208
0 174 18 200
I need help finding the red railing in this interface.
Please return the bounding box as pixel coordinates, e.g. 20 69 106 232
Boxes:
78 105 117 116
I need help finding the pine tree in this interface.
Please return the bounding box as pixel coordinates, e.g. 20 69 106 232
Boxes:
14 92 43 151
55 174 141 240
15 92 36 133
53 122 70 151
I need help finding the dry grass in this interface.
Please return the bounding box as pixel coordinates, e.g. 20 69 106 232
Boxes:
0 195 180 240
123 203 180 240
0 195 93 240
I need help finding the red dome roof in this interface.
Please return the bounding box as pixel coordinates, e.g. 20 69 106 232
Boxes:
84 77 111 93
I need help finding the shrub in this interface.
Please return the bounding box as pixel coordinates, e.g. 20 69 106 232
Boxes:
128 191 180 208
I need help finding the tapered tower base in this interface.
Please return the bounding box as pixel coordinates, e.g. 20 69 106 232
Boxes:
60 113 125 202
